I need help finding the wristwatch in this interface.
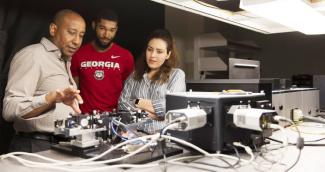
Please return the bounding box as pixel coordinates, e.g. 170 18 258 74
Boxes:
135 98 140 105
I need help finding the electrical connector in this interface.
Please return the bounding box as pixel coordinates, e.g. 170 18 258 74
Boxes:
291 108 304 123
296 137 304 150
229 107 277 131
165 108 207 131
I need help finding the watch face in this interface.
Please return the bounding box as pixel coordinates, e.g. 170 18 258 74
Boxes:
135 98 140 105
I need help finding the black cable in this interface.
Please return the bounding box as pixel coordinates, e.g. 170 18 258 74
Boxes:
252 143 259 152
159 124 174 169
150 143 158 158
265 137 285 143
228 144 241 167
315 114 325 118
161 139 167 163
192 160 234 169
191 143 240 169
255 143 286 166
267 137 325 147
304 137 325 143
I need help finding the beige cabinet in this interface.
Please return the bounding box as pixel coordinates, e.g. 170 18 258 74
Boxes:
272 89 320 119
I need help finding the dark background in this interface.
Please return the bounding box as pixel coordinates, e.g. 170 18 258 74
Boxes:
0 0 165 154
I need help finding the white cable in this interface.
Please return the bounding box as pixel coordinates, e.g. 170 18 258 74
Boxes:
80 134 160 165
0 118 186 167
1 122 258 169
112 118 128 128
233 142 255 165
8 154 158 172
1 133 160 167
161 135 254 165
0 151 62 163
3 136 160 169
260 120 291 170
273 115 288 122
161 135 210 156
268 123 288 147
168 155 204 162
165 114 186 124
169 116 186 124
273 115 302 138
161 123 179 135
64 133 158 164
3 133 254 170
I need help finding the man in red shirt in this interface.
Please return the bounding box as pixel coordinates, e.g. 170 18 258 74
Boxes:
71 9 134 114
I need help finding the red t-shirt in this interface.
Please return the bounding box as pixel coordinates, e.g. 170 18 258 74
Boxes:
71 43 134 113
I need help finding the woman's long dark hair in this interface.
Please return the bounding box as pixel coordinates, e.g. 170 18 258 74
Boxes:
133 29 179 84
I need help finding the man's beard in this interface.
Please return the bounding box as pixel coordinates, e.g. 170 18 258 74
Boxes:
94 37 113 50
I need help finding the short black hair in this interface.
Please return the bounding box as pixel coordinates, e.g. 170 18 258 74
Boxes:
94 9 118 24
53 9 82 25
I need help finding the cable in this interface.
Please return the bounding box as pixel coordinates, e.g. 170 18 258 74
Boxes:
158 122 180 169
303 115 325 124
159 114 198 167
272 116 304 149
268 123 288 147
160 123 179 136
168 155 204 162
161 134 256 166
0 134 160 166
227 143 241 167
158 116 189 170
2 134 257 171
265 116 304 171
111 122 128 141
162 135 209 156
192 158 234 169
284 149 301 172
273 116 301 136
0 151 62 163
290 123 325 135
111 118 128 130
233 142 255 164
192 143 241 169
267 137 325 147
5 136 159 170
254 141 292 172
7 155 158 172
304 137 325 143
165 115 186 125
2 118 258 171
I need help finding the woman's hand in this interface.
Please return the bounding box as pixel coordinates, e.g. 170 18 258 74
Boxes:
147 111 161 120
135 98 155 114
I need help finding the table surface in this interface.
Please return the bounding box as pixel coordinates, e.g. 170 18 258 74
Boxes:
1 122 325 172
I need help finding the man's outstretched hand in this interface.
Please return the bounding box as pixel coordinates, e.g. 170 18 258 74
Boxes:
46 86 83 113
